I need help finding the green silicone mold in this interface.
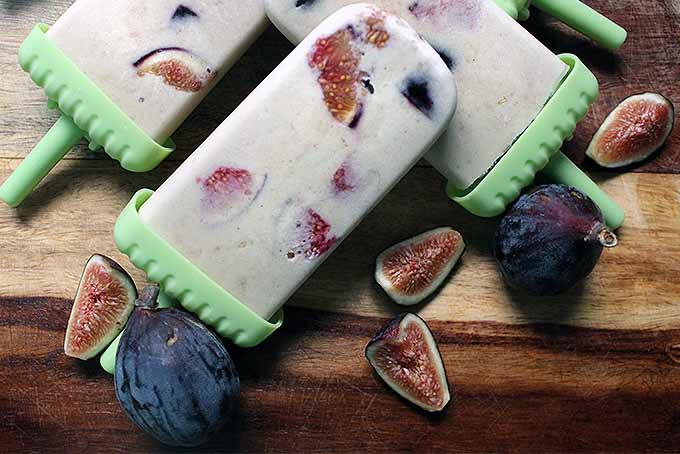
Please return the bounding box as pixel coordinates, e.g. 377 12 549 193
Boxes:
114 189 284 348
0 24 174 207
494 0 531 20
448 53 625 229
493 0 627 50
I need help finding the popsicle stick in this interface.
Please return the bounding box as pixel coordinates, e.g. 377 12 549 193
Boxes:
0 115 83 207
532 0 627 50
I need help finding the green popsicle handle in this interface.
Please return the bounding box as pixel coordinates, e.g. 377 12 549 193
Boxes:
100 289 178 375
541 150 624 229
0 115 83 207
531 0 627 50
99 331 122 375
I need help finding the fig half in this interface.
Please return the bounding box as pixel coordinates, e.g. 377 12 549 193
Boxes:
375 227 465 305
366 313 450 412
587 93 674 168
64 255 137 360
494 185 618 296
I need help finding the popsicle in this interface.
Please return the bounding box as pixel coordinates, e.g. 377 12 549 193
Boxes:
0 0 268 207
123 4 457 322
265 0 625 229
266 0 568 190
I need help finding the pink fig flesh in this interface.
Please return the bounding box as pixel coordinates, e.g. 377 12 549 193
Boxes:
134 48 216 92
587 93 674 168
64 255 137 360
366 313 450 412
375 227 465 305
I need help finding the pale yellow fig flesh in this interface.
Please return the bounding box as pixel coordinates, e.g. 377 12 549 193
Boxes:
64 255 137 360
366 313 450 412
375 227 465 305
587 93 674 168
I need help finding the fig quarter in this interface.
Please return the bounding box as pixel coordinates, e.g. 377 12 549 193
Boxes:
366 313 450 412
587 93 674 168
64 255 137 360
375 227 465 305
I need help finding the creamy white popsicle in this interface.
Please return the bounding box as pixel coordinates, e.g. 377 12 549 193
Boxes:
47 0 268 142
266 0 568 189
139 4 457 319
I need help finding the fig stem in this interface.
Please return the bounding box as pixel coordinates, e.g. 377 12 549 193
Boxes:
598 229 618 248
589 223 618 248
136 285 161 310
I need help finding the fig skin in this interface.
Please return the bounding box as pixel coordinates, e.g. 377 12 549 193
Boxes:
375 227 465 306
587 93 674 168
494 185 618 296
366 313 450 412
64 254 137 360
115 286 240 447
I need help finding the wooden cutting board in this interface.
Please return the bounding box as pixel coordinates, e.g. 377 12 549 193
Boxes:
1 1 679 452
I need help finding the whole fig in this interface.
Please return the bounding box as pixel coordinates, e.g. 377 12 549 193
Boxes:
494 185 618 295
115 286 240 447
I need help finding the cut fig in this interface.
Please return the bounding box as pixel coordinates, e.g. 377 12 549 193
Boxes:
375 227 465 305
134 48 216 92
309 26 364 126
494 184 618 296
197 166 268 224
366 313 450 412
64 255 137 360
586 93 674 168
172 5 198 20
401 76 434 118
308 12 388 127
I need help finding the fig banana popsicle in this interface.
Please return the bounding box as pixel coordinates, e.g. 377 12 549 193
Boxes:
0 0 267 207
266 0 568 190
122 4 457 322
48 0 266 141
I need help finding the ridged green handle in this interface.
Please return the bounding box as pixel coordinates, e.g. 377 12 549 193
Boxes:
541 151 625 229
532 0 627 50
0 115 83 207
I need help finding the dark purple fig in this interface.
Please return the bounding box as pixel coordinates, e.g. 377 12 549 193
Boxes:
115 286 240 447
587 93 674 168
64 254 137 360
172 5 198 20
366 313 450 412
494 185 618 296
375 227 465 305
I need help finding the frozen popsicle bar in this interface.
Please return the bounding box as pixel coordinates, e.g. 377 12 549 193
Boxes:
0 1 269 207
47 0 268 142
266 0 568 189
139 4 457 320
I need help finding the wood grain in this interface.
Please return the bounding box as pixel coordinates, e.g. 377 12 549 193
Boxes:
1 162 679 330
1 0 680 453
3 300 680 453
523 0 680 173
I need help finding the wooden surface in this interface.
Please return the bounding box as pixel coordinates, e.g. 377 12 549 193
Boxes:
1 1 680 452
